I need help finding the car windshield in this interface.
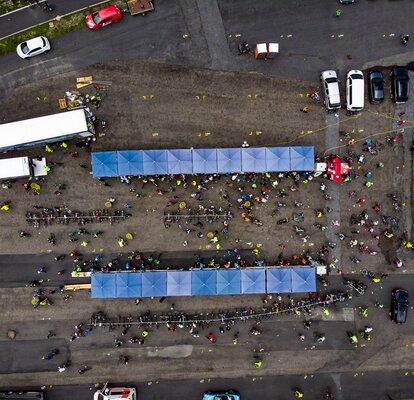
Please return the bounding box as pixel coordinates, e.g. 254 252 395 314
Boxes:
325 77 337 83
20 42 30 54
92 11 102 24
351 74 363 79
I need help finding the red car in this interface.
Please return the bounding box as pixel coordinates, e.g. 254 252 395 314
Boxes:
86 5 123 30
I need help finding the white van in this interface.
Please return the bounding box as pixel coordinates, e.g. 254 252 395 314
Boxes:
0 156 47 180
346 70 364 112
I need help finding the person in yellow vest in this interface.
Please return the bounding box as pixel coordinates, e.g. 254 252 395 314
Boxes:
0 203 10 211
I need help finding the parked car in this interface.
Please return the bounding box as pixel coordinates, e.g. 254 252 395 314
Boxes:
392 67 410 103
321 70 341 111
16 36 50 59
86 5 123 30
203 391 240 400
391 289 409 324
346 70 364 112
369 70 384 103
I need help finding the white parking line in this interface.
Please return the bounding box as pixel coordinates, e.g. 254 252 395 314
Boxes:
0 0 46 18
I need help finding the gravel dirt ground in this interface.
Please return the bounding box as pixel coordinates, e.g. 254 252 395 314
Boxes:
0 61 412 277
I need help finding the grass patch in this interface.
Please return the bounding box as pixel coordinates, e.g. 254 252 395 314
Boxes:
0 0 27 15
0 0 125 56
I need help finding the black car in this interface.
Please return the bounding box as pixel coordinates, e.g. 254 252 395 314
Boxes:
392 67 410 103
369 70 384 103
391 289 409 324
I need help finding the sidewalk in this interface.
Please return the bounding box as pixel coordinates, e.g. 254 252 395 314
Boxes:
0 0 109 39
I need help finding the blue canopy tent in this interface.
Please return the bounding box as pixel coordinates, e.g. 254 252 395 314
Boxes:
167 149 193 174
289 147 315 171
91 273 117 298
115 273 142 298
117 150 144 176
141 271 167 297
192 148 218 174
142 150 169 175
241 268 266 294
217 148 242 173
191 270 217 296
216 270 241 295
92 152 118 178
266 268 292 293
167 271 192 296
291 268 316 293
265 147 290 172
241 147 266 172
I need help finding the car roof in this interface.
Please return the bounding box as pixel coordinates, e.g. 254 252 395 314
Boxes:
25 37 45 49
98 5 119 18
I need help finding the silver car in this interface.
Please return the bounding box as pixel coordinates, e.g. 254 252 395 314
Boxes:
321 70 341 111
16 36 51 59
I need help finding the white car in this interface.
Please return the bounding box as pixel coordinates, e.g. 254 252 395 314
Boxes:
321 70 341 111
16 36 51 59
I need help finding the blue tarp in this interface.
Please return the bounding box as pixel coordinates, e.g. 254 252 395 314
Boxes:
167 149 193 174
192 148 218 174
142 150 169 175
289 147 315 171
217 148 242 173
91 146 316 177
216 269 241 295
141 271 167 297
115 273 142 298
241 268 266 294
265 147 290 171
191 270 217 296
266 268 292 293
241 147 267 172
117 150 144 176
291 268 316 292
91 273 117 298
91 267 316 298
91 152 118 178
167 271 192 296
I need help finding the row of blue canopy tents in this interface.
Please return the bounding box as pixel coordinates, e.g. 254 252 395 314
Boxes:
91 146 315 178
91 267 316 298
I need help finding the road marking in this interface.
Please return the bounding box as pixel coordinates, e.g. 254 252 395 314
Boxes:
0 1 45 18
